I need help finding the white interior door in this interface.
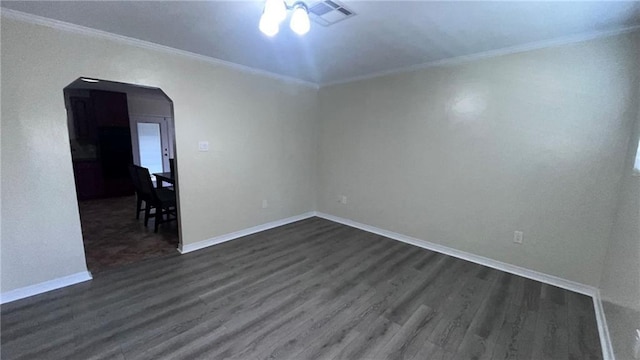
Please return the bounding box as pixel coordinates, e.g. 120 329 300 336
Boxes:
130 115 172 174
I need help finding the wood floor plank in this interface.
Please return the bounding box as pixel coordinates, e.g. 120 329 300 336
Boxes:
531 284 570 360
410 340 455 360
127 232 397 358
1 219 340 334
454 272 518 360
226 284 376 360
181 239 396 359
220 296 330 360
566 291 602 360
384 256 459 325
288 289 382 360
0 218 602 360
378 304 438 360
490 280 541 360
333 315 401 360
427 265 498 353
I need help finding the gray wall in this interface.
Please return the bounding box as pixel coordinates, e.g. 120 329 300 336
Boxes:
1 17 318 292
316 33 639 287
2 15 639 348
600 81 640 359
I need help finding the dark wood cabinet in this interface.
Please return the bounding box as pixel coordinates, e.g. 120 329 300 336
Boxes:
98 126 134 197
73 161 104 200
92 91 130 127
69 90 134 199
70 97 96 142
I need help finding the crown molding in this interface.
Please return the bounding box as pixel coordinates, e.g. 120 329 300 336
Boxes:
0 8 320 89
321 24 640 88
3 7 638 90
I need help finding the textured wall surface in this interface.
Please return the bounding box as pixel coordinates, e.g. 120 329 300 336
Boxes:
316 33 639 286
1 17 318 292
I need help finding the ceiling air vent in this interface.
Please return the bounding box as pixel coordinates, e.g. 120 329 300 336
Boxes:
308 0 356 26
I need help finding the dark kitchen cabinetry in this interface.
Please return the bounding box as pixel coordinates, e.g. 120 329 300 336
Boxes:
92 91 130 127
72 160 104 200
70 97 96 142
69 90 134 200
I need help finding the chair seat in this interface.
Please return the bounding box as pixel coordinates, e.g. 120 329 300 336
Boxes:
156 188 176 206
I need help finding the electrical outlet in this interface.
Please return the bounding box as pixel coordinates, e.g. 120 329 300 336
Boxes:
339 195 347 205
261 199 268 209
513 231 524 244
633 329 640 359
198 141 209 152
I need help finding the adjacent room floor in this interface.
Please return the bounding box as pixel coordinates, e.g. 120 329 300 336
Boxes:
0 217 602 359
78 195 179 273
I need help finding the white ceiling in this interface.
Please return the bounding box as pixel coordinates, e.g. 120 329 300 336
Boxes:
3 1 640 86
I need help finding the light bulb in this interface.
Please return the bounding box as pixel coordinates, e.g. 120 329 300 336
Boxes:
264 0 287 24
290 3 310 35
259 13 279 37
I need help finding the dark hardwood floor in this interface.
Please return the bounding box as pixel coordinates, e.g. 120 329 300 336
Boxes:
0 217 602 359
78 195 178 273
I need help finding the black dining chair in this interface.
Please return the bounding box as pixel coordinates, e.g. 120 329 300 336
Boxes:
167 158 176 191
128 165 146 220
130 165 177 232
169 158 175 177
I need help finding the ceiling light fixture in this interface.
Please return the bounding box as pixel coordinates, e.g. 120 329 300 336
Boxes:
259 0 311 37
259 12 280 36
290 3 310 35
264 0 287 23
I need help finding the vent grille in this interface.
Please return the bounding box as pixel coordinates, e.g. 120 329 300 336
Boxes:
308 0 356 26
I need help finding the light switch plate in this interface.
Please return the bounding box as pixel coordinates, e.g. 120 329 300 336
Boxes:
198 141 209 152
513 231 524 244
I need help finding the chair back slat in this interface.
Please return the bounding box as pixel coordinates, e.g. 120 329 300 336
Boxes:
131 165 158 202
128 165 141 194
169 158 175 177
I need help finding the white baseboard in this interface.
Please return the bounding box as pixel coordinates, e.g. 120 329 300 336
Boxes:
178 212 317 254
0 213 315 304
593 290 616 360
315 212 598 296
0 271 93 304
0 212 615 359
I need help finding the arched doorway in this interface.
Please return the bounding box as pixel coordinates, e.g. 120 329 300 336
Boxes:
64 77 181 273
